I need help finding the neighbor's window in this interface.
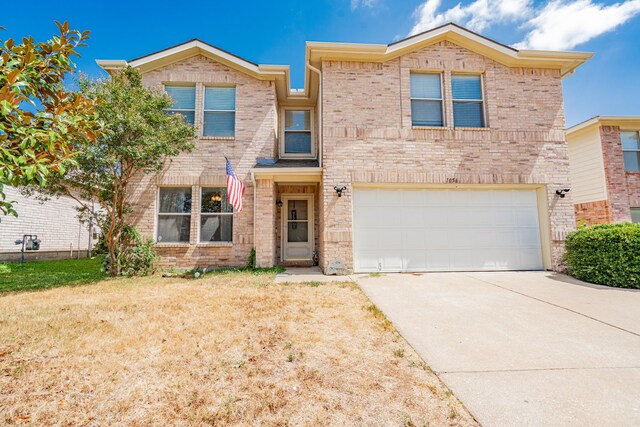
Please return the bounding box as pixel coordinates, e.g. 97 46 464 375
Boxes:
631 208 640 223
451 74 485 128
622 131 640 171
164 85 196 125
203 87 236 137
200 188 233 242
284 110 312 155
157 187 192 243
410 73 443 127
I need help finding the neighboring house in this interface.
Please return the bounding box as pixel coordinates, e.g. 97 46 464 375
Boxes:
0 187 95 262
97 23 591 274
566 116 640 225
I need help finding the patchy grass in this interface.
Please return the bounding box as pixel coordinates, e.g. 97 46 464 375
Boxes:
0 271 477 426
0 258 106 294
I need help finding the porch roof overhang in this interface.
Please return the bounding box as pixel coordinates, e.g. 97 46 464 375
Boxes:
251 167 322 183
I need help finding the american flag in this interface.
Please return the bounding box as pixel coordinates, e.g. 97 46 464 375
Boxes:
225 157 245 212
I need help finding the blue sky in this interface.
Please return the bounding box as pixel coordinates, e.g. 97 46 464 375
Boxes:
3 0 639 126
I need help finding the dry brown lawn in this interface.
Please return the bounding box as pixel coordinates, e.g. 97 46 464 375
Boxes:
0 271 477 426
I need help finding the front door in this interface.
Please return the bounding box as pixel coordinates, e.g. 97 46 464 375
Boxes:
283 196 313 261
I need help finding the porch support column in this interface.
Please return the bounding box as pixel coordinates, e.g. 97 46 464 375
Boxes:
254 178 276 267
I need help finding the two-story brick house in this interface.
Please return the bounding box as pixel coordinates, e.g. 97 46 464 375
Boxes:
98 23 591 273
567 116 640 225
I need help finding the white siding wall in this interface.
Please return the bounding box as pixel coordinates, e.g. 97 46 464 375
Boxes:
567 128 608 204
0 187 92 253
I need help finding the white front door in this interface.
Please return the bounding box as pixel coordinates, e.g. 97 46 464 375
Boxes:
283 196 313 261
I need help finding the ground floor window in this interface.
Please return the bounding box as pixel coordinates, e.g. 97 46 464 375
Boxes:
631 208 640 223
157 187 192 243
200 188 233 242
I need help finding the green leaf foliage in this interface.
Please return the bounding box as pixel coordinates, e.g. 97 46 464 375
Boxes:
39 66 196 276
110 225 157 277
0 22 101 216
565 222 640 288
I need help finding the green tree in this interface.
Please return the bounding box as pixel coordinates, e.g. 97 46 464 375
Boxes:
0 22 100 216
39 67 196 275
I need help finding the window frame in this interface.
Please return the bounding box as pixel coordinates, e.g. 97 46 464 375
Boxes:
163 83 196 125
451 73 487 129
202 85 236 138
621 130 640 172
199 187 234 244
631 207 640 223
156 186 193 244
410 71 445 128
279 107 316 159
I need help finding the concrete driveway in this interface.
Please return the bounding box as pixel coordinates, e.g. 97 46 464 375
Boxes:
356 272 640 426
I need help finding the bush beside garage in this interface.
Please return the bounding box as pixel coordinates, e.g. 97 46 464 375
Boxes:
565 223 640 288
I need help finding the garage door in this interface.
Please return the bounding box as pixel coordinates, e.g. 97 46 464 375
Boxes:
353 188 544 272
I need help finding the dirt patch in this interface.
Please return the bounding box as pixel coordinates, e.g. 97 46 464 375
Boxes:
0 272 476 426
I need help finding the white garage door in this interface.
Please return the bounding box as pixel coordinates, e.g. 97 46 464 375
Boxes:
353 188 544 272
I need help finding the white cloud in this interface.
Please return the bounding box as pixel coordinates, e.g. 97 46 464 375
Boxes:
409 0 532 35
515 0 640 49
351 0 378 11
409 0 640 50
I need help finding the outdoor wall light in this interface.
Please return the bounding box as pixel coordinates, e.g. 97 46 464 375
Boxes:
275 199 283 207
555 188 571 198
334 185 347 197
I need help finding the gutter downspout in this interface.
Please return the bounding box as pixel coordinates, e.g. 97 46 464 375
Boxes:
251 172 257 253
306 62 322 167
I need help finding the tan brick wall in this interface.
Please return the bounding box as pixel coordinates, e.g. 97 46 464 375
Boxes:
128 54 277 269
574 200 611 226
254 179 276 267
320 40 575 273
599 126 632 222
0 187 93 258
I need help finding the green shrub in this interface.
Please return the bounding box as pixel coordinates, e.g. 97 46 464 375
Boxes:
246 247 256 269
565 223 640 288
103 225 157 277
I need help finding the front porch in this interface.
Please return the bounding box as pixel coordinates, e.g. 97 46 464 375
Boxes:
252 161 322 269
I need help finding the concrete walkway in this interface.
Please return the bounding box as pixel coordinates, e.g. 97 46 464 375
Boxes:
273 267 352 283
356 272 640 426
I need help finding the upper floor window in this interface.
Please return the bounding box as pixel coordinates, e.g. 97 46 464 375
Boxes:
283 110 312 155
451 74 485 128
157 187 192 243
410 73 443 127
204 87 236 137
622 131 640 171
200 188 233 242
164 85 196 125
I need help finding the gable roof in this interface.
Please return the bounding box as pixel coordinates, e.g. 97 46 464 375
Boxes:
306 23 593 77
567 116 640 136
97 23 593 105
97 39 300 104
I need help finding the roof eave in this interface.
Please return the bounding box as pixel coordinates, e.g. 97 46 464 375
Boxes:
567 116 640 135
96 59 128 73
306 26 593 77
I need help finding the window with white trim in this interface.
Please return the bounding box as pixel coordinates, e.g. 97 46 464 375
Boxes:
451 74 485 128
203 87 236 137
283 110 312 155
164 85 196 125
157 187 192 243
622 131 640 171
631 208 640 223
200 188 233 242
410 73 444 127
